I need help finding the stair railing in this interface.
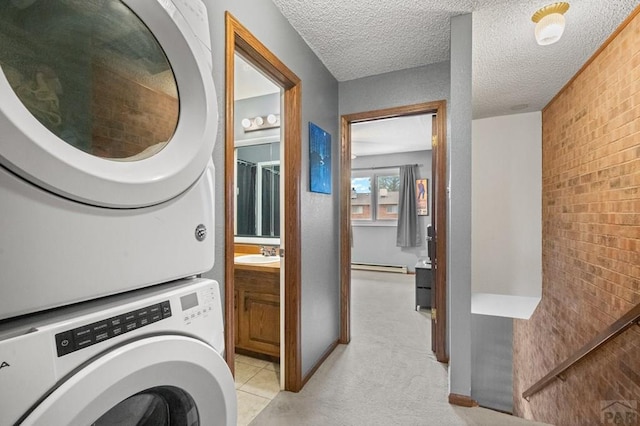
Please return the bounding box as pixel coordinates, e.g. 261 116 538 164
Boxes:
523 302 640 400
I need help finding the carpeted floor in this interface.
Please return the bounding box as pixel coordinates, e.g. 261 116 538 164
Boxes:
250 270 551 426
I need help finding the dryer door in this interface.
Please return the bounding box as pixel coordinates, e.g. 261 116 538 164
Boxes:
0 0 217 208
20 336 236 426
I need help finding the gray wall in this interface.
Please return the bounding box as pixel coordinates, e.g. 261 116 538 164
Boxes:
202 0 340 377
351 151 433 272
448 13 472 398
471 314 513 413
339 62 450 115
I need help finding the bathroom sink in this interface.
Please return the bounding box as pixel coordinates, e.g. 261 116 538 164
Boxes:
234 254 280 264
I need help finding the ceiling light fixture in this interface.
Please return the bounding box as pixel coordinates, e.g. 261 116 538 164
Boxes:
532 2 570 46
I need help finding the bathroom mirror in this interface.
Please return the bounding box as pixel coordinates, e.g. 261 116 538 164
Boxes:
235 142 280 238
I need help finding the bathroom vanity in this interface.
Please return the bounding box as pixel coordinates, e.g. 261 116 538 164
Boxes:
234 251 280 359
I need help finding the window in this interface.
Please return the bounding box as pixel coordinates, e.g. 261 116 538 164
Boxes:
351 170 399 223
350 176 372 220
376 175 400 220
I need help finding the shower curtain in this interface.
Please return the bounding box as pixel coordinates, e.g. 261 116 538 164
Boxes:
236 161 256 235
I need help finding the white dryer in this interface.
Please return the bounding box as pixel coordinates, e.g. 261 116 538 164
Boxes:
0 0 219 319
0 277 236 426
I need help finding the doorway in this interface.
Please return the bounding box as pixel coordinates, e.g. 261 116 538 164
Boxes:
225 12 303 392
340 102 448 363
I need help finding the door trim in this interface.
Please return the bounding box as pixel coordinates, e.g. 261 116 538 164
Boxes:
340 102 448 363
225 12 303 391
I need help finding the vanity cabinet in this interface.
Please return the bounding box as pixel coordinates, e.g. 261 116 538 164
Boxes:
234 267 280 358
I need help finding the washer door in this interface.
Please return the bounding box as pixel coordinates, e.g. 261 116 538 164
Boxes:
0 0 217 208
21 336 236 426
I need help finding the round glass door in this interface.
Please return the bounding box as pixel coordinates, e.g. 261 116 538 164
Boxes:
0 0 217 208
21 336 236 426
92 386 198 426
0 0 178 161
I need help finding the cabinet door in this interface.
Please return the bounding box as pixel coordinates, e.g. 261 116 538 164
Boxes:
234 289 240 347
242 291 280 357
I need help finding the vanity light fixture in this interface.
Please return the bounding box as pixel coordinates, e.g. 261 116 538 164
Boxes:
266 114 278 125
241 114 280 132
532 2 570 46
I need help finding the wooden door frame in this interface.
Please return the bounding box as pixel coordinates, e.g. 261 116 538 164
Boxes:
225 12 303 392
340 102 448 363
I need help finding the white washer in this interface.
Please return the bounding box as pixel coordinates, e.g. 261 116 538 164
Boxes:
0 0 218 320
0 277 236 426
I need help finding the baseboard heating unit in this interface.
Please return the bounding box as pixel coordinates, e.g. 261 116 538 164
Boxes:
351 262 408 274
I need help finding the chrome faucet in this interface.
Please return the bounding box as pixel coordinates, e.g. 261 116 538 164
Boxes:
260 245 278 256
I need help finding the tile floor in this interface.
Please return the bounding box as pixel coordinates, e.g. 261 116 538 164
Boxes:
235 354 281 425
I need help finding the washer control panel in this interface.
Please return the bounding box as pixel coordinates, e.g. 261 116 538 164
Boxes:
179 285 216 323
54 301 172 357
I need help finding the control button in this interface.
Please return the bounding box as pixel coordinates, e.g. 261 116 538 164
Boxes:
55 331 75 357
161 301 171 318
125 322 137 332
73 327 92 341
76 335 94 349
109 317 122 327
149 313 162 323
149 305 161 315
123 312 136 323
137 309 149 318
95 332 109 342
111 326 123 336
92 321 108 334
139 317 149 326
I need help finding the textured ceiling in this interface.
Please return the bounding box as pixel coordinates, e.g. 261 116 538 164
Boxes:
271 0 639 118
351 114 434 157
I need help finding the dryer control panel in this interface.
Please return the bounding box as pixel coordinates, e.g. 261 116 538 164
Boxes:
55 301 172 357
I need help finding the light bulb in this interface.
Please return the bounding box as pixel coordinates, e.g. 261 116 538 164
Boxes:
535 13 565 45
241 118 252 129
254 116 264 126
267 114 278 125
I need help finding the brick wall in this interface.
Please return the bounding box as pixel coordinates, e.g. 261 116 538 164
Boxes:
91 64 178 159
513 8 640 425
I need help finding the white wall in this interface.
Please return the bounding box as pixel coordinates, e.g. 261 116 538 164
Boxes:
471 111 542 319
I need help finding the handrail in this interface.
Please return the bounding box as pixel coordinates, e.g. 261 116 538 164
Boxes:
523 302 640 400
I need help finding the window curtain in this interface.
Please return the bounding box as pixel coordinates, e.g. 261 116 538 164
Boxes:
236 161 256 235
396 164 420 247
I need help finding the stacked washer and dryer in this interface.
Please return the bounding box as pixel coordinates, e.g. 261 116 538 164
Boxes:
0 0 236 425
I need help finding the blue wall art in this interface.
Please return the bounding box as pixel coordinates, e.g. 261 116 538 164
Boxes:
309 122 331 194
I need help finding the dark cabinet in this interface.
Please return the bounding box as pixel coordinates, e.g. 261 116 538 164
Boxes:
415 262 432 310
